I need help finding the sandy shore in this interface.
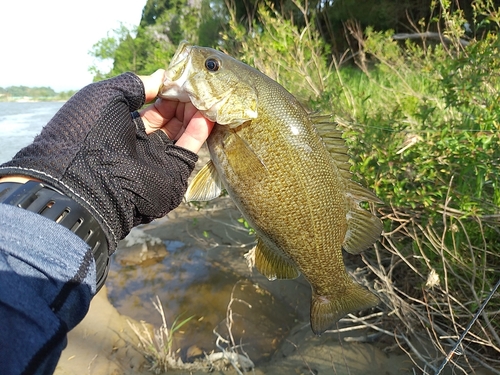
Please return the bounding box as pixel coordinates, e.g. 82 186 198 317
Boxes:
55 286 411 375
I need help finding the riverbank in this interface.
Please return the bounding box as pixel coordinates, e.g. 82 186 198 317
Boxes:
54 192 414 375
34 145 500 375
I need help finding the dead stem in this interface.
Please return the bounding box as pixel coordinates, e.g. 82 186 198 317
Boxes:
358 202 500 374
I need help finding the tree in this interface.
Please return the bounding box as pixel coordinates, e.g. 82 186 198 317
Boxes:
88 24 139 80
89 0 227 81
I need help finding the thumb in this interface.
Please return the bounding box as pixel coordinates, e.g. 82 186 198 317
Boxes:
138 69 165 103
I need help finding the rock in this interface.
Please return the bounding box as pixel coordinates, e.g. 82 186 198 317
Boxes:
186 345 204 361
115 227 168 266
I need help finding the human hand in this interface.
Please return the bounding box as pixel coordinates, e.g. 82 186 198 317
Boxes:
138 69 213 154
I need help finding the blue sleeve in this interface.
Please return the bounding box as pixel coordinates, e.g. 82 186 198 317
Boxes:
0 203 96 375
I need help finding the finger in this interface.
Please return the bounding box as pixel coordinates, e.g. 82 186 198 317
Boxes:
140 99 180 136
140 100 200 141
175 112 215 154
168 102 199 140
137 69 165 103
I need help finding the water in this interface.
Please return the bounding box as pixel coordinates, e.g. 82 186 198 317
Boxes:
106 202 306 365
0 102 64 163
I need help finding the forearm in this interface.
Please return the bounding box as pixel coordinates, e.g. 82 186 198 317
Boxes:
0 203 95 375
0 68 212 375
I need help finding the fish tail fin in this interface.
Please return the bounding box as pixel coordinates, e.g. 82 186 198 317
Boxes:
310 283 379 335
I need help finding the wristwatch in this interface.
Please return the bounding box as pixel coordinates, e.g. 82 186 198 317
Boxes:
0 180 109 292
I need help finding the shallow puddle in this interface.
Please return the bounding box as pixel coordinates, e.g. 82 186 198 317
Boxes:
106 201 300 364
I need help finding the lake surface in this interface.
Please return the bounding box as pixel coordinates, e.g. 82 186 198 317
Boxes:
0 102 64 163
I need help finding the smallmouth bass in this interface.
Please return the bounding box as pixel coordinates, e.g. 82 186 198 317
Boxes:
160 42 383 335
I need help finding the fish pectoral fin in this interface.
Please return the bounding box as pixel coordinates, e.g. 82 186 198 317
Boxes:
342 199 383 254
254 238 300 280
185 160 223 202
224 131 267 176
310 284 379 335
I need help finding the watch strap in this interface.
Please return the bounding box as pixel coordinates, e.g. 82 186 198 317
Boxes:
0 180 109 292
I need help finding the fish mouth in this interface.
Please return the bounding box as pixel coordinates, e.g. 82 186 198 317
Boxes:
159 42 192 101
167 41 191 80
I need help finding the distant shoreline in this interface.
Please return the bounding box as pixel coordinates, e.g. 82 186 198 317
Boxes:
0 97 68 103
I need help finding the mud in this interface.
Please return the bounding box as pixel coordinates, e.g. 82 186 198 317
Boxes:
54 147 422 374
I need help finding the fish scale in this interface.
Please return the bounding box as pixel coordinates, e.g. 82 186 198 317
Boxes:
159 42 383 335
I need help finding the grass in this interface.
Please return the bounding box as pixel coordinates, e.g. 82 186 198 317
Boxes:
127 296 195 374
128 293 254 374
361 206 500 373
128 2 499 373
328 28 500 373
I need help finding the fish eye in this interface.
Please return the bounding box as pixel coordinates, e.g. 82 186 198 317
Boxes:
205 58 221 72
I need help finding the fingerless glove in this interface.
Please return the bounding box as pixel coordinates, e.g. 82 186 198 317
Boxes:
0 73 198 254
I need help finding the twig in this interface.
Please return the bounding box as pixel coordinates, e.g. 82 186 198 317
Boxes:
211 282 254 374
392 32 470 47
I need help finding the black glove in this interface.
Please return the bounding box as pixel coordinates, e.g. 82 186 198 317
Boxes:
0 72 198 254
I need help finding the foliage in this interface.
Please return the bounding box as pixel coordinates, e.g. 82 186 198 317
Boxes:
95 0 500 371
89 0 227 80
0 85 76 101
220 1 500 370
221 1 331 103
219 1 499 219
128 296 195 373
335 18 500 220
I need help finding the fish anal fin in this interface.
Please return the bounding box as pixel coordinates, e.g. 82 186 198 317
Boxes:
343 201 383 254
254 238 300 280
310 283 379 335
185 160 222 202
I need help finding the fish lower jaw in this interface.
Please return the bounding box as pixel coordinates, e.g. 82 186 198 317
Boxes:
158 84 191 102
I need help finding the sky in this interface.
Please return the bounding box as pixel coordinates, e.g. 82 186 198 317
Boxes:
0 0 147 92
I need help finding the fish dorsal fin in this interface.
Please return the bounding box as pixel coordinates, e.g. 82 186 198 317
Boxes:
347 180 383 204
185 160 223 202
311 115 383 254
254 238 300 280
311 115 352 179
224 131 267 176
340 178 383 254
343 181 383 255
